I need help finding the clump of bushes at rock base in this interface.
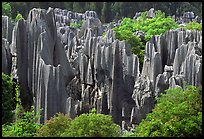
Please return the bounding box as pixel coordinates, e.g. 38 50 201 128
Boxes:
35 108 121 137
124 85 202 137
2 74 202 137
2 73 42 137
2 106 42 137
36 113 72 137
2 73 16 124
61 109 121 137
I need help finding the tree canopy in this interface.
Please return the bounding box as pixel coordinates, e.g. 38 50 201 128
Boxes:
5 2 202 23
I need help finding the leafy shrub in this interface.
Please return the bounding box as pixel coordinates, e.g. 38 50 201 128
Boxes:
128 85 202 137
2 79 42 137
184 21 202 31
113 10 179 67
2 73 16 124
62 111 121 137
113 24 145 65
133 10 179 41
15 13 24 22
2 106 42 137
2 2 11 18
36 113 72 137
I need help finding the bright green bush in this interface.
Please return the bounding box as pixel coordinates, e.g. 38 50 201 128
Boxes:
2 73 16 124
128 85 202 137
113 10 179 67
15 13 24 22
113 18 145 66
62 111 121 137
36 113 72 137
133 10 179 41
184 21 202 31
2 106 42 137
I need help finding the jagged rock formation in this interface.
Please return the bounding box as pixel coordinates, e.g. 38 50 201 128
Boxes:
2 38 12 75
130 28 202 127
2 7 202 130
176 11 202 24
2 16 13 75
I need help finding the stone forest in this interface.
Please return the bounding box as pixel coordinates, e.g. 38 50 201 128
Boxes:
2 2 202 137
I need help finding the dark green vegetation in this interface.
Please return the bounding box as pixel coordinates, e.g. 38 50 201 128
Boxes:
2 73 42 137
124 85 202 137
2 106 42 137
2 73 16 124
2 2 202 23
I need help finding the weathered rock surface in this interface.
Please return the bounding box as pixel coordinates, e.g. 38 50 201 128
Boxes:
2 38 12 74
2 16 13 75
131 28 202 128
2 16 14 44
7 8 75 121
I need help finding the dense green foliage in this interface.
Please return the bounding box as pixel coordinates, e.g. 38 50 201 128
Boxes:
113 10 179 67
2 73 16 124
7 2 202 23
62 111 121 137
2 74 42 137
2 2 12 17
36 113 72 137
113 22 145 66
184 21 202 31
126 85 202 137
2 106 42 137
133 10 179 41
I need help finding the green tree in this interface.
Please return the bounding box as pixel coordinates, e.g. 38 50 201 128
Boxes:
101 2 108 23
36 113 72 137
113 10 179 69
2 81 42 137
64 2 73 11
184 21 202 31
73 2 84 13
2 106 42 137
127 85 202 137
62 112 121 137
2 73 16 124
111 2 121 21
2 2 12 18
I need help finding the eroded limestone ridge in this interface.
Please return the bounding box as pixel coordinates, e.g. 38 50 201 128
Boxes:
2 7 202 130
